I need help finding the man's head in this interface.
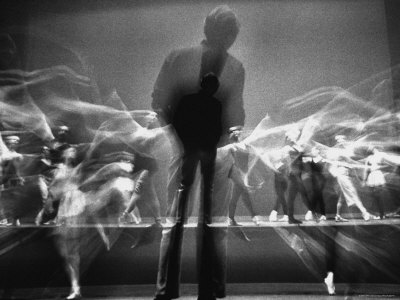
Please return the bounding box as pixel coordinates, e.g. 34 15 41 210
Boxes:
200 73 220 96
204 5 240 50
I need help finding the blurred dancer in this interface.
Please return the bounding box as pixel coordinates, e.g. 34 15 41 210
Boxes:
328 135 371 222
83 120 160 224
155 73 224 300
54 145 82 300
363 146 387 219
151 5 245 222
119 153 162 225
227 126 262 226
269 156 289 222
301 147 327 221
34 145 57 225
282 128 312 224
36 126 72 225
1 135 24 225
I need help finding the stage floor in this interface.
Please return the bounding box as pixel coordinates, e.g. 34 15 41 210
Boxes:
1 216 400 299
5 283 400 299
3 213 400 228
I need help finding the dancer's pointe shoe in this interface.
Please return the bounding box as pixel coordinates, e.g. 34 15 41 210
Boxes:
131 213 141 224
324 274 336 295
362 212 371 221
66 290 81 300
119 212 131 224
269 210 278 222
319 215 327 221
335 215 349 222
35 211 43 226
252 215 262 226
304 210 313 221
279 215 289 222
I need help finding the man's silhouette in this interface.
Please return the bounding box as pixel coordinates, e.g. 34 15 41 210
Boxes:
151 5 245 219
154 73 223 300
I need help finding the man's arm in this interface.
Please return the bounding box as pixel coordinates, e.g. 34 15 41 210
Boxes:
151 51 178 123
226 64 245 129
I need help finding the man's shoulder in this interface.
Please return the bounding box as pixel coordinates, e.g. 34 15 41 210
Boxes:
167 45 202 61
225 53 244 73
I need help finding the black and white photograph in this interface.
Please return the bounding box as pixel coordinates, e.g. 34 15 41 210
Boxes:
1 0 400 299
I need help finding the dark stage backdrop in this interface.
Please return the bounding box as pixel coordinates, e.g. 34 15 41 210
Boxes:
0 0 398 216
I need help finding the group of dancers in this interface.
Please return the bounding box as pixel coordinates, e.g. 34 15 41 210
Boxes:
1 119 399 228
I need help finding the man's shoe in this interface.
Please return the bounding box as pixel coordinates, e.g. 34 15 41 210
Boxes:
269 210 278 222
288 217 302 224
335 215 349 222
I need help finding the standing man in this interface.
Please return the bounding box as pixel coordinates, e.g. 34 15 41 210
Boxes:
155 73 223 300
151 5 245 219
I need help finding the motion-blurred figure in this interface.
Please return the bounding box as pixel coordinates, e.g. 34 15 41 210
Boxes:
269 158 289 222
363 146 388 219
281 128 312 224
227 126 262 226
34 145 57 225
1 135 24 225
328 134 371 222
301 146 327 221
118 153 162 226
